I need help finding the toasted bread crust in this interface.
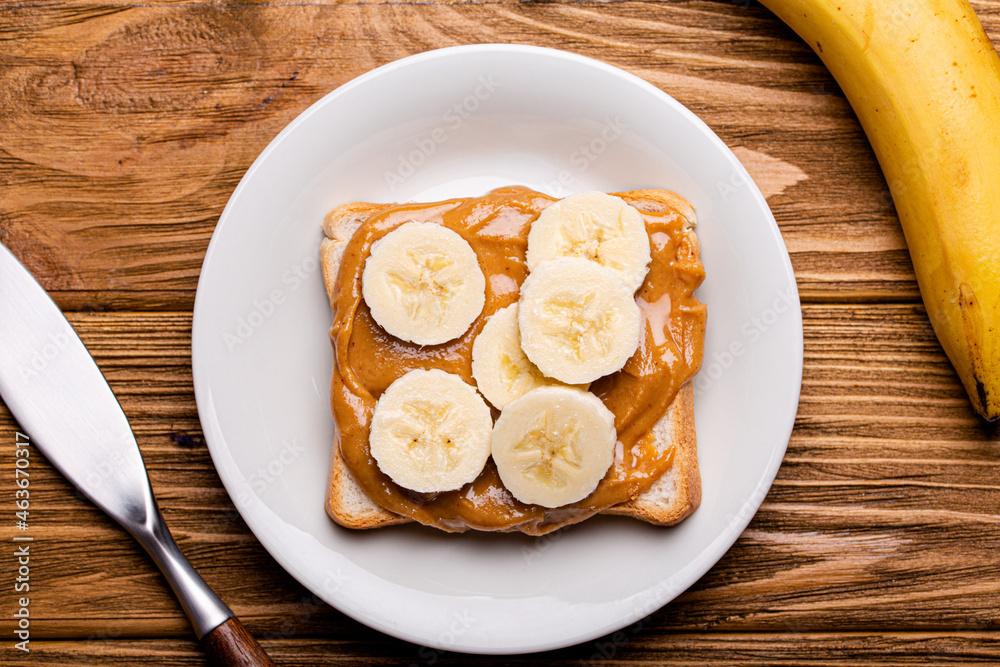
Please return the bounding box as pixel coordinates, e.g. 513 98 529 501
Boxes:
323 190 701 531
602 381 700 525
326 441 409 529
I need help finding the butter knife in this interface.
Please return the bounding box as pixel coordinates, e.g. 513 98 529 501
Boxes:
0 243 276 667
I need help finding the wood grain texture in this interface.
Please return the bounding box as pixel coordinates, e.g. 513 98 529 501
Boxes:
1 307 997 644
3 1 1000 664
200 618 277 667
3 633 1000 666
4 1 997 308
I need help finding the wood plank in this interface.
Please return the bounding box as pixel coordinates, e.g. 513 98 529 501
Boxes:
1 306 998 640
6 2 998 308
4 0 1000 663
5 633 1000 666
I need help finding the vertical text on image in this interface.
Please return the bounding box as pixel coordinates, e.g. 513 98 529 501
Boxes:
12 431 32 652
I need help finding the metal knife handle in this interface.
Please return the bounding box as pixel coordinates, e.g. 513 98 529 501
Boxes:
1 244 276 665
130 505 232 638
132 507 275 666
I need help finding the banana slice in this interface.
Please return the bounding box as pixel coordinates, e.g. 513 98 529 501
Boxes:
491 386 616 508
471 303 586 410
369 369 493 493
518 257 641 385
527 191 651 292
362 221 486 346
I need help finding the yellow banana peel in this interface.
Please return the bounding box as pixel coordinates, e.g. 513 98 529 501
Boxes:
759 0 1000 420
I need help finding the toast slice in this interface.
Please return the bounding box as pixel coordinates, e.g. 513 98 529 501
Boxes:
321 191 702 531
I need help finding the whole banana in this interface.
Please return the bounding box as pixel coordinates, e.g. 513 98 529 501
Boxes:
758 0 1000 420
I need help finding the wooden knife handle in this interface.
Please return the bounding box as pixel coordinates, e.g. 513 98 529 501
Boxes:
201 617 277 667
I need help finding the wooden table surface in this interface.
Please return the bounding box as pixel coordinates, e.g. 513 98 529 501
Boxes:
2 1 999 664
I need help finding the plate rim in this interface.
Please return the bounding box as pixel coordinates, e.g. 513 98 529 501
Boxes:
191 42 804 655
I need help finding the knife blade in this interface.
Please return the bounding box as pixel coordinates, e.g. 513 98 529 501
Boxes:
0 243 275 666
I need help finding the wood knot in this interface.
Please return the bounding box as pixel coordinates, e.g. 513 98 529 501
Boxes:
72 10 260 113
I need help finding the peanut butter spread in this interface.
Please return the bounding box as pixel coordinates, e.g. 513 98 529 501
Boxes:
330 186 706 533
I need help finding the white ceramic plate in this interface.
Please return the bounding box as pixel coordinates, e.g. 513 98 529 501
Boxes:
192 44 802 654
